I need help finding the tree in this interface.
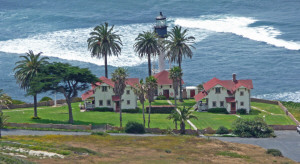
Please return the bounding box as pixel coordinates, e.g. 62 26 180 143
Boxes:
111 67 129 128
32 62 99 124
14 50 49 118
87 22 122 78
197 83 204 92
133 79 147 127
167 110 180 130
134 31 160 76
169 66 183 108
145 76 157 128
177 106 198 134
0 90 12 138
165 26 195 101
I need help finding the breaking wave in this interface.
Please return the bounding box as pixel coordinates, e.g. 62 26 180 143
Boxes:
255 91 300 102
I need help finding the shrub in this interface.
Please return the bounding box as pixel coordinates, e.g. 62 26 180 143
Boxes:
156 95 167 100
216 126 229 134
146 106 175 113
11 99 26 105
93 107 113 112
91 131 109 136
72 97 83 102
39 96 53 102
232 117 274 138
204 127 216 134
207 108 228 114
266 149 283 157
122 108 139 113
125 121 145 134
165 149 172 153
237 108 247 115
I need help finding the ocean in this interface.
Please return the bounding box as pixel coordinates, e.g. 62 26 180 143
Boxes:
0 0 300 102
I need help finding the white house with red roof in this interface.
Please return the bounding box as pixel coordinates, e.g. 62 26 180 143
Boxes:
153 70 185 99
194 74 253 114
81 76 139 112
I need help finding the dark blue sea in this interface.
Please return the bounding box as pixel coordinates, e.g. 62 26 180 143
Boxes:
0 0 300 102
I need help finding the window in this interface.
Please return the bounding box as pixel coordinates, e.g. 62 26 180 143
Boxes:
220 101 224 107
107 100 111 106
240 91 244 96
212 101 217 107
215 87 221 94
240 101 244 106
102 86 107 92
99 100 103 106
127 100 130 105
155 89 158 96
126 90 130 95
170 85 172 88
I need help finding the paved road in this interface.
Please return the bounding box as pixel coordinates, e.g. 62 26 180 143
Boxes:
214 131 300 162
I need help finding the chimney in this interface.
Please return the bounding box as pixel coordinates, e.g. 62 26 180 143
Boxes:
233 73 237 83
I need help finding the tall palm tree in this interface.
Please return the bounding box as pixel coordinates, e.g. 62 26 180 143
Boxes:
87 22 122 78
134 31 160 76
165 26 195 101
0 90 12 138
145 76 157 128
111 67 128 128
133 79 147 127
169 66 183 108
14 50 49 118
167 110 180 130
178 106 198 134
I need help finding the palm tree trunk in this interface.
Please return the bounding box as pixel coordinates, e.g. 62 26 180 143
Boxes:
148 102 151 128
0 107 2 138
180 121 185 134
142 103 145 127
175 121 177 130
33 94 38 117
105 53 108 78
148 53 152 76
119 97 122 128
0 128 1 138
67 98 74 124
178 56 183 102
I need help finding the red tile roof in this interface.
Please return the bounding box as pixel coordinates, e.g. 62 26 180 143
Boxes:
194 90 208 102
154 70 184 85
225 97 235 103
81 90 94 100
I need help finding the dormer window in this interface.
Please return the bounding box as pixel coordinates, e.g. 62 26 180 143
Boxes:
126 90 130 95
240 91 244 96
215 87 221 94
102 86 108 92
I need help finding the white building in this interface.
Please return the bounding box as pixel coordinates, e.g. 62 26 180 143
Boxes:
194 74 253 114
81 76 139 112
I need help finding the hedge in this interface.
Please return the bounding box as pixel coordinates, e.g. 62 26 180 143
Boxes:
146 105 175 113
156 95 167 100
207 108 228 114
93 107 114 112
122 108 139 113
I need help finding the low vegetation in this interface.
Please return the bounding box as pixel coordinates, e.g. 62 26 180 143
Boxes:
281 101 300 122
266 149 283 157
125 121 145 134
216 126 229 134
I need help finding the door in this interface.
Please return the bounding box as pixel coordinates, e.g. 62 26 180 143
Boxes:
231 102 236 114
115 101 120 112
163 89 169 99
190 89 195 98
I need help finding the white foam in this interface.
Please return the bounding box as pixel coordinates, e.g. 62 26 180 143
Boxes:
174 15 300 50
255 91 300 102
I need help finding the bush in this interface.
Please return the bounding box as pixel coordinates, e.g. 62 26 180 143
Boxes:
216 126 229 134
91 131 109 136
93 107 113 112
11 99 26 105
72 97 83 102
207 108 228 114
39 96 53 102
232 117 274 138
156 95 167 100
122 108 139 113
237 108 247 115
125 121 145 134
146 106 175 114
204 127 216 134
266 149 283 157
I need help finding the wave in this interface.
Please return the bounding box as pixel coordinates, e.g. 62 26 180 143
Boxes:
255 91 300 102
174 15 300 50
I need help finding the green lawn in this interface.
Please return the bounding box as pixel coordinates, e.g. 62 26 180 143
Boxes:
169 99 196 107
3 102 174 129
281 101 300 122
251 102 284 114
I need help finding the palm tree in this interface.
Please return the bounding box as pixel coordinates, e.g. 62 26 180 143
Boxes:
178 106 198 134
111 67 128 128
167 110 180 130
14 50 49 118
134 31 160 76
87 22 122 78
133 79 147 127
145 76 157 128
169 66 183 108
165 26 195 101
0 90 12 138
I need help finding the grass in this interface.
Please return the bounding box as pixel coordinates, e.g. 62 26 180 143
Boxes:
0 135 295 164
169 99 197 107
281 101 300 122
251 102 284 114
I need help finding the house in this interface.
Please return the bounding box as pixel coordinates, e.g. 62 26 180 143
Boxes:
183 86 199 99
81 76 139 112
194 74 253 114
154 70 184 99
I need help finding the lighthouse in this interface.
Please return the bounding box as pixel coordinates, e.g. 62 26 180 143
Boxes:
154 12 167 72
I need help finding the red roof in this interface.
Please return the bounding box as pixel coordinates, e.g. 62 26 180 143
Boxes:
81 90 94 100
194 90 208 102
225 97 235 103
154 70 184 85
203 77 253 92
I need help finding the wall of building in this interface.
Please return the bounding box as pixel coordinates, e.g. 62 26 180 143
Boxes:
234 87 251 113
207 85 230 109
186 88 199 99
156 84 180 98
